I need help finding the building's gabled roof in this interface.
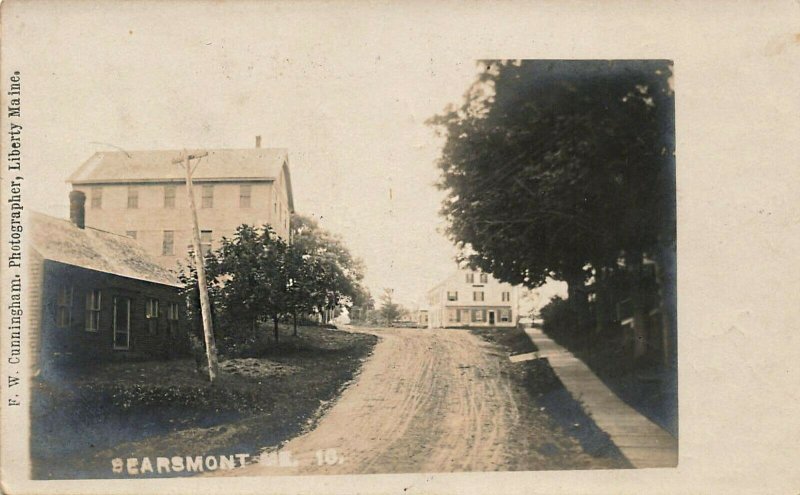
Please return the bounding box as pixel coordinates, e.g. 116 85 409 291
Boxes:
426 266 516 297
29 211 182 287
68 148 287 184
427 270 462 296
68 148 294 212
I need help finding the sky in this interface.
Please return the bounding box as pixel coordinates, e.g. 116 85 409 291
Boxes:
3 2 493 307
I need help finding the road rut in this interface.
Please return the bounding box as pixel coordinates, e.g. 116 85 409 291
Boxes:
224 326 606 475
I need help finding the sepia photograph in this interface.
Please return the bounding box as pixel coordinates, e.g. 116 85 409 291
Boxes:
1 1 798 494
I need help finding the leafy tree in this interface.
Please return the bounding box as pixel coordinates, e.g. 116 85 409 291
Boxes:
429 60 675 362
178 249 223 343
379 288 401 326
283 241 326 335
182 216 370 351
348 285 374 322
212 224 289 343
207 225 264 340
291 214 368 321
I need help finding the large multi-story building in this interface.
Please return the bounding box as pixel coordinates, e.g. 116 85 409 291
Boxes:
426 268 520 328
67 145 294 269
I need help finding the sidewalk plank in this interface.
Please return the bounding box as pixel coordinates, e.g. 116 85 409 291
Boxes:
523 327 678 469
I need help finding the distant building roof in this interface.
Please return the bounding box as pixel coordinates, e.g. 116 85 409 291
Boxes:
67 148 293 211
29 211 182 287
426 266 515 296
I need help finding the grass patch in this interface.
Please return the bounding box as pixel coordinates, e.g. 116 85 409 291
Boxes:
30 324 377 479
468 325 537 355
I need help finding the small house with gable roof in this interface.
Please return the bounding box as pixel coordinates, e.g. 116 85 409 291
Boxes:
29 192 186 372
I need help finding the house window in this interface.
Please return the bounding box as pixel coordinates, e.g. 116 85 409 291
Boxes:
500 309 511 322
201 185 214 208
447 291 458 301
240 184 252 208
448 308 459 323
473 291 485 302
90 187 102 209
126 230 137 239
479 273 488 283
502 291 510 302
200 230 212 255
472 309 484 322
167 302 180 335
56 285 73 328
465 273 474 283
162 230 175 255
145 298 159 335
85 289 101 332
164 185 177 208
127 186 139 209
112 296 131 350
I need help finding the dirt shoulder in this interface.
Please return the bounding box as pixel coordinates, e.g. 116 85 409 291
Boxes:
469 326 631 469
30 325 378 479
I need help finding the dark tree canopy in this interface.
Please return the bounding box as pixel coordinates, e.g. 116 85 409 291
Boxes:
429 60 675 290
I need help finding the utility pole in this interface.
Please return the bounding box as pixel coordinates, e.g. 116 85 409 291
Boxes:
173 150 219 383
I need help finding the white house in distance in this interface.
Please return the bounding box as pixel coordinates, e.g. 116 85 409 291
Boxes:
66 139 294 269
426 267 520 328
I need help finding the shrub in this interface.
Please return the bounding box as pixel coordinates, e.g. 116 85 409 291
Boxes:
540 296 590 350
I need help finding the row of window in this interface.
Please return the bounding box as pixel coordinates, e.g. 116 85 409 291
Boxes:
90 184 289 231
56 286 179 349
445 291 511 302
465 273 489 284
89 184 256 210
124 230 213 256
446 308 512 323
157 230 213 256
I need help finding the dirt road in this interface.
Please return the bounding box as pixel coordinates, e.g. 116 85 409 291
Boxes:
226 326 609 476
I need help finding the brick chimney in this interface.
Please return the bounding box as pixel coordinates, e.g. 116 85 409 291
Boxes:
255 135 262 148
69 190 86 229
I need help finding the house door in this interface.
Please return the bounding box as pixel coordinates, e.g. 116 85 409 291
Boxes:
488 311 496 325
113 296 131 350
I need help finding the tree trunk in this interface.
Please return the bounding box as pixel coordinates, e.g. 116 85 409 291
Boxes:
593 267 612 335
627 251 648 361
564 267 589 336
293 313 298 336
654 242 677 369
273 316 279 343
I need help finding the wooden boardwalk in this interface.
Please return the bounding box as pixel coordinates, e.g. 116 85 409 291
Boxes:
521 327 678 468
